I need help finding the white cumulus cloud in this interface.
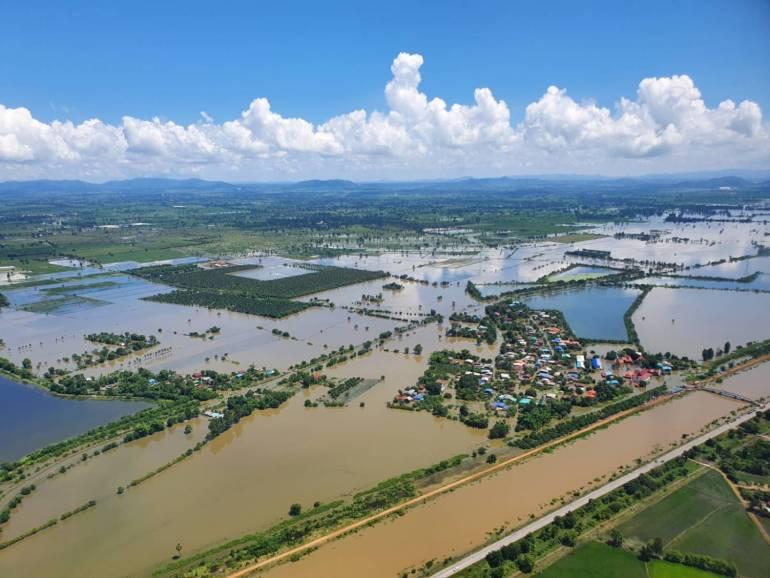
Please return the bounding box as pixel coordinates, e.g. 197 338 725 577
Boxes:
0 53 767 180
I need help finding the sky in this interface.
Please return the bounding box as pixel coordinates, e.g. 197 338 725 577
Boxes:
1 0 769 181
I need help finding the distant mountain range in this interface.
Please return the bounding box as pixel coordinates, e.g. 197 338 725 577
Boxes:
0 178 243 194
0 172 768 195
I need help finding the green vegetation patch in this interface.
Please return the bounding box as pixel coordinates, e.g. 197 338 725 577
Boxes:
512 385 667 449
618 470 770 578
133 262 385 298
617 469 734 545
42 280 119 294
21 294 109 314
648 560 722 578
672 504 769 578
131 262 386 318
533 541 647 578
148 289 311 318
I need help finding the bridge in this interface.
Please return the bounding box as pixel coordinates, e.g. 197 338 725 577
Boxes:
701 386 759 405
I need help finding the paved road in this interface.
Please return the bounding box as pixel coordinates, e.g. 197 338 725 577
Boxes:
431 400 769 578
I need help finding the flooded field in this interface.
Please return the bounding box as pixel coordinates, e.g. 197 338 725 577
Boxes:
580 217 767 267
0 375 149 461
632 273 770 292
716 360 770 401
633 287 770 358
261 392 741 578
0 330 494 578
314 247 570 285
1 211 769 577
547 265 618 282
520 286 640 341
0 415 209 537
677 255 770 278
0 275 400 377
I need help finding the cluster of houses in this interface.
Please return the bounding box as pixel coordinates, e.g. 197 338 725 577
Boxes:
191 366 277 389
191 372 216 387
490 305 666 406
392 386 432 404
391 302 672 418
495 311 582 384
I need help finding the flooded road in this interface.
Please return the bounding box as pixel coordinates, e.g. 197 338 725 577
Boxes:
261 392 741 578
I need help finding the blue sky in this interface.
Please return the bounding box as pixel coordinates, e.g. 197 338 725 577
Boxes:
1 0 769 180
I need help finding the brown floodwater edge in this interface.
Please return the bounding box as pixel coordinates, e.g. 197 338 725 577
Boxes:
0 370 286 512
220 388 729 578
0 330 492 578
256 391 742 578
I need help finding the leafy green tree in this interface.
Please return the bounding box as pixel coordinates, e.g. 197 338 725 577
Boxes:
485 550 503 568
288 503 302 516
517 556 534 573
489 421 510 439
500 543 520 561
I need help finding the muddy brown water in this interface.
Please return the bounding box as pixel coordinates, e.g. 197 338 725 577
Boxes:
633 287 770 360
0 329 493 578
713 359 770 401
260 392 741 578
1 231 768 577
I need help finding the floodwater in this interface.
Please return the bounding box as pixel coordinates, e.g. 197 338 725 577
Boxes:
0 330 493 578
716 361 770 401
633 287 770 359
0 416 209 536
313 247 570 285
520 286 640 341
678 255 770 278
0 213 768 577
0 375 149 461
0 255 490 381
548 265 617 281
262 392 741 578
632 274 770 292
581 216 767 267
0 274 399 377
